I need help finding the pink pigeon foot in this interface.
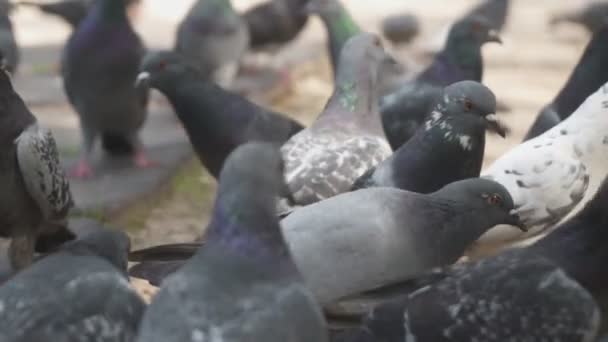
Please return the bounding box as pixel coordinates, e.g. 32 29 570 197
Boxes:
133 152 157 169
69 160 94 179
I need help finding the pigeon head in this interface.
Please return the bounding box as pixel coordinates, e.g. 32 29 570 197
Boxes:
136 50 199 90
448 15 502 47
59 229 131 274
328 33 394 115
436 80 507 137
434 178 526 231
205 143 292 265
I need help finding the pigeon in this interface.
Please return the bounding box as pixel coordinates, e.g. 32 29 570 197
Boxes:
175 0 249 88
0 3 18 73
550 2 608 33
306 0 361 79
381 13 420 46
478 81 608 247
136 50 304 179
353 81 506 194
333 172 608 342
0 67 73 271
381 15 502 149
244 0 309 51
135 143 328 342
18 0 91 28
422 0 510 56
524 24 608 140
18 0 141 29
279 33 392 209
0 228 146 342
129 177 524 305
334 250 599 342
62 0 150 179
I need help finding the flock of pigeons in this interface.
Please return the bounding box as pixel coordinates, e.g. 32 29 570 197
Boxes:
0 0 607 341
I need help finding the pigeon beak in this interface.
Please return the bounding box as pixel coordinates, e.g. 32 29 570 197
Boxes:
508 210 528 232
135 71 150 88
484 114 508 138
486 29 502 44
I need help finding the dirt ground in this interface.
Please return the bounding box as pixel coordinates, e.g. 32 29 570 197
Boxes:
121 0 594 250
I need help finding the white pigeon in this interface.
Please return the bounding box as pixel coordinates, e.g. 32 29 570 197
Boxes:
477 82 608 249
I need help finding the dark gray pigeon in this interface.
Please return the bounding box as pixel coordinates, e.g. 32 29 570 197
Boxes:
336 250 599 342
18 0 91 28
244 0 309 52
0 228 146 342
0 3 18 73
550 2 608 33
332 174 608 341
279 33 392 210
381 15 502 149
381 13 420 46
175 0 249 88
353 81 506 194
62 0 149 179
467 0 510 32
135 143 328 342
128 178 524 305
0 67 73 271
524 24 608 140
136 50 304 179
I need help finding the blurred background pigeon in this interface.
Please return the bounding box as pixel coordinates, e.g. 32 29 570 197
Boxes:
381 13 420 46
175 0 249 88
550 1 608 34
62 0 149 179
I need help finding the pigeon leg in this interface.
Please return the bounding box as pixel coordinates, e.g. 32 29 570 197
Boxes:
70 122 97 179
131 134 157 169
9 232 35 272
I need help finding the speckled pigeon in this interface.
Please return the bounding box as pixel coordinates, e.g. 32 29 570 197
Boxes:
0 228 146 342
0 66 73 271
278 33 392 210
381 15 502 149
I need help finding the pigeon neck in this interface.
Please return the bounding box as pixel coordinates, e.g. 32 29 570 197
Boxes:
440 39 484 81
205 182 297 274
320 7 361 68
0 86 36 146
94 0 129 21
323 65 382 130
552 27 608 119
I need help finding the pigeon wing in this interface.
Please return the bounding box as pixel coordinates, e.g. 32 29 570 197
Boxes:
15 124 73 220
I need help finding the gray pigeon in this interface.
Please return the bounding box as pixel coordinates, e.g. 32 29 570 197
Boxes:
62 0 149 179
381 15 502 149
0 3 18 73
282 177 523 304
136 143 328 342
130 178 524 306
279 33 392 210
337 250 599 342
244 0 309 52
0 228 146 342
381 13 420 46
0 67 73 271
353 81 506 194
175 0 249 88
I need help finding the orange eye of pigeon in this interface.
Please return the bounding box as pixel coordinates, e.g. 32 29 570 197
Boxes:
464 99 473 111
487 194 503 206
